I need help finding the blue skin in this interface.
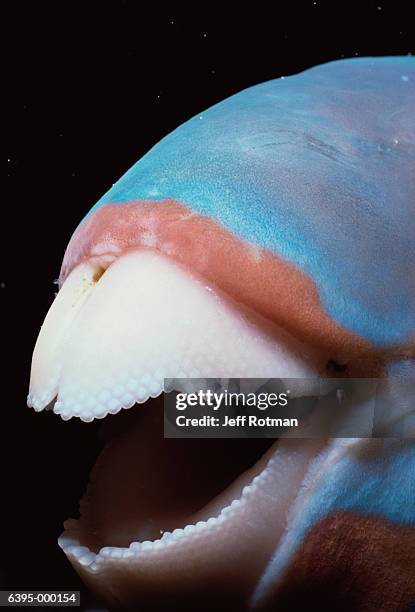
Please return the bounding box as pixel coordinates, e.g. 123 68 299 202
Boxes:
306 440 415 525
87 57 415 347
253 439 415 603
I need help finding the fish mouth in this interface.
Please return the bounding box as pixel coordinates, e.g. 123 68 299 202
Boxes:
27 247 331 609
56 400 326 611
28 247 326 421
70 399 278 551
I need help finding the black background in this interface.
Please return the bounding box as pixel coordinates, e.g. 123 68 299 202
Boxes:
4 2 414 609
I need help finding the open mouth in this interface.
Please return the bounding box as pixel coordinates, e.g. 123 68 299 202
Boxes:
73 399 278 551
27 247 340 609
59 398 324 558
57 402 327 611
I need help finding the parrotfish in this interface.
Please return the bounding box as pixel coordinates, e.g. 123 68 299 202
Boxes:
28 57 415 611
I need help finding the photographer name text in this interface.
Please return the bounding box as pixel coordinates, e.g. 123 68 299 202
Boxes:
175 414 298 428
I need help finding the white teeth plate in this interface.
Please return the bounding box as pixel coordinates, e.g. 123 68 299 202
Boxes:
28 249 319 422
